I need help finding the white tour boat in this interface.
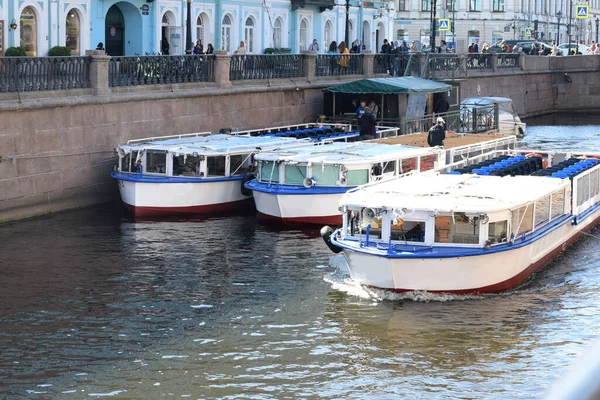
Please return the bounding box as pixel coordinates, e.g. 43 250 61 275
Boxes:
245 142 444 225
322 152 600 293
111 133 316 217
245 134 518 226
461 97 526 138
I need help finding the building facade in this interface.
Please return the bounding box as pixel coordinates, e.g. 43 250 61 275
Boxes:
394 0 600 52
0 0 397 56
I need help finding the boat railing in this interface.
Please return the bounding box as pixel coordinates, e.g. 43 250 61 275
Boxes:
230 122 353 136
376 126 400 138
126 132 212 145
446 135 517 164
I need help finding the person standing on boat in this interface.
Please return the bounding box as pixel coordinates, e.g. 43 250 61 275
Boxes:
359 107 377 140
427 117 446 147
356 100 366 119
136 159 143 174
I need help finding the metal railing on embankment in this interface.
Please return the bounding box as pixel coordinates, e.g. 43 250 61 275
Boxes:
108 55 214 87
374 53 418 76
316 54 364 76
230 54 304 80
0 56 91 92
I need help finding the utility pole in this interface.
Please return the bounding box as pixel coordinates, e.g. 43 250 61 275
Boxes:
430 0 437 50
568 0 573 55
452 0 456 52
345 0 350 45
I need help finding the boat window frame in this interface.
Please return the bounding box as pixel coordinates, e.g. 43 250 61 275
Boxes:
284 163 308 185
206 155 227 177
433 213 483 247
172 153 201 177
487 219 508 245
399 157 419 174
308 163 341 186
120 152 131 172
389 218 427 244
228 153 252 177
145 150 168 175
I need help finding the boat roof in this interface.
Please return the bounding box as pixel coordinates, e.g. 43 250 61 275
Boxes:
461 97 514 106
253 142 438 164
118 134 308 155
341 173 569 213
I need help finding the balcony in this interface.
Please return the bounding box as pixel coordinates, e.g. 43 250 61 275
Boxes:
291 0 335 12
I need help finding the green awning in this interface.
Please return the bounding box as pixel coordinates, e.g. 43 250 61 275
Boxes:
323 77 451 94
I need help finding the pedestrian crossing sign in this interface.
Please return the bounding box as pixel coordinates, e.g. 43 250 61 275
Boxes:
438 19 450 31
524 27 533 37
576 4 589 18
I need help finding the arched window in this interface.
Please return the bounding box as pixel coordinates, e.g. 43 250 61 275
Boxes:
222 14 232 52
299 18 308 51
324 20 332 48
362 20 371 50
161 11 177 55
245 18 254 53
65 9 80 55
20 7 37 56
273 17 283 48
196 14 204 45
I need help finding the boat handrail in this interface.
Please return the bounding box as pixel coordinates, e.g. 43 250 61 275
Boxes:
126 132 212 145
231 122 353 136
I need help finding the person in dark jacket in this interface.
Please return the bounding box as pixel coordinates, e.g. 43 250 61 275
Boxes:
427 117 446 147
359 107 377 140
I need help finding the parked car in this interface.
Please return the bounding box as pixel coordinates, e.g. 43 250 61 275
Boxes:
557 43 590 55
489 40 552 55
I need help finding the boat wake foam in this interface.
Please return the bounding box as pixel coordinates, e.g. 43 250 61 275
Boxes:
321 254 486 303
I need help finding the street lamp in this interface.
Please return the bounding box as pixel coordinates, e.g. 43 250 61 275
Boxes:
345 0 350 46
452 0 456 52
568 0 573 55
556 11 562 44
185 0 192 54
596 17 599 43
430 0 438 51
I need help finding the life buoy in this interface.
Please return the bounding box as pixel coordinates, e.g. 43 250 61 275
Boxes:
241 172 255 196
371 164 383 176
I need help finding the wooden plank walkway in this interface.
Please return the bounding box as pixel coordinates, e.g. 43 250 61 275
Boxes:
373 133 511 149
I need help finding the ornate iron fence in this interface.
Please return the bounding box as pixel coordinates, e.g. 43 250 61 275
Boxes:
423 54 466 80
497 53 519 68
0 56 91 92
229 54 304 80
466 54 493 70
316 54 363 76
374 53 412 76
108 55 214 87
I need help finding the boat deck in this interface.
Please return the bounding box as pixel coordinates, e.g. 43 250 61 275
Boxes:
372 133 509 149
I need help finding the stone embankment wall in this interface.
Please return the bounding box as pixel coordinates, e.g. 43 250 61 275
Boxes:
458 55 600 118
0 83 336 223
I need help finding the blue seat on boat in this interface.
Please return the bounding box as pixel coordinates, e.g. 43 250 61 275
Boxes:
552 172 569 179
448 171 462 175
472 168 490 175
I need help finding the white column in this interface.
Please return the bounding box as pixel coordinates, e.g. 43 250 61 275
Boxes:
50 0 59 48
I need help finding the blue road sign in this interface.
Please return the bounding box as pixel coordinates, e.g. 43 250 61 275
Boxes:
438 18 450 31
576 4 589 18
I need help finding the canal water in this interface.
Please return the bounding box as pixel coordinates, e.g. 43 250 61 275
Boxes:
2 117 600 399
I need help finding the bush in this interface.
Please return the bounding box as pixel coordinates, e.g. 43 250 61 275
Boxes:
4 46 26 56
264 48 292 54
47 46 72 56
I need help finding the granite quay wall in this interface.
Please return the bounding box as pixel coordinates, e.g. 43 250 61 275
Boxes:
1 52 600 223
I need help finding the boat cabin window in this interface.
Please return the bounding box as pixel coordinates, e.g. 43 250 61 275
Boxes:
207 156 226 177
260 161 280 183
120 153 131 172
435 214 481 244
391 220 426 243
400 157 417 174
577 174 591 207
360 217 382 240
551 190 565 220
173 155 199 177
382 160 396 174
592 170 600 197
229 154 250 176
511 205 533 237
487 221 508 244
146 151 167 174
420 154 436 172
285 165 306 185
130 151 138 172
534 195 551 228
312 165 340 186
346 169 369 185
